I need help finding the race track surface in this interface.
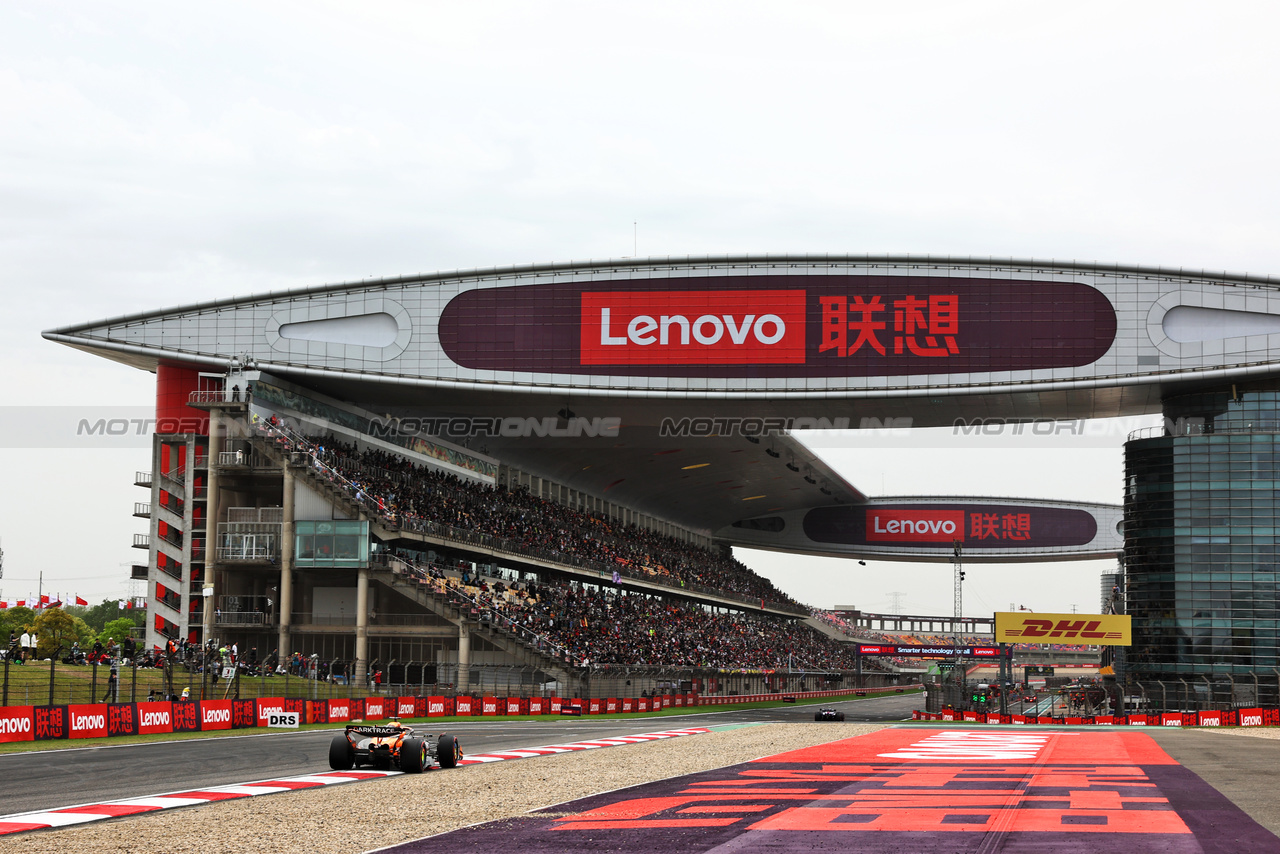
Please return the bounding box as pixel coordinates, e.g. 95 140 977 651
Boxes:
381 727 1280 854
0 694 919 816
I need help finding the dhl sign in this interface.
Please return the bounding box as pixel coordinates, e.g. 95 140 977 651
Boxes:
995 612 1131 646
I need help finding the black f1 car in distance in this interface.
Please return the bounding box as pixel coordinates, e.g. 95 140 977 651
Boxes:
329 719 462 773
814 707 846 722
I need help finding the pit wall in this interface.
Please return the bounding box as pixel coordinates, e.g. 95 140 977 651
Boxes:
0 686 910 744
915 708 1279 727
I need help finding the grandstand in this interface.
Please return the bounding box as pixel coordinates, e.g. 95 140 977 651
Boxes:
53 256 1197 693
135 396 895 696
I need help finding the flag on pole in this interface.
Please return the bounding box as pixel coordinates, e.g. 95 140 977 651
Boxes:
75 596 88 606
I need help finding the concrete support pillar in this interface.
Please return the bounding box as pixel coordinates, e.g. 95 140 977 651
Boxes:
457 624 471 694
202 407 223 648
354 568 369 685
277 466 294 663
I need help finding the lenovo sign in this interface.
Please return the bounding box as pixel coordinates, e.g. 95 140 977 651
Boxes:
0 708 34 743
580 291 805 366
866 509 963 543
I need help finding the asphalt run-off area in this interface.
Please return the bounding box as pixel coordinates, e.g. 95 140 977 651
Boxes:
383 727 1280 854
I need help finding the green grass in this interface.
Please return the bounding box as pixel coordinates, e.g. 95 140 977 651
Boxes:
0 687 920 755
0 660 382 705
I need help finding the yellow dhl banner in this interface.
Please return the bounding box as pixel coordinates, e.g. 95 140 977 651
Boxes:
995 612 1131 646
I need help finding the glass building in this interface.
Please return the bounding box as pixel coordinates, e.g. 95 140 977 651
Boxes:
1125 386 1280 678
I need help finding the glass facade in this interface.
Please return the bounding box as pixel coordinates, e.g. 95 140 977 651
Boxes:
1124 388 1280 677
295 520 370 568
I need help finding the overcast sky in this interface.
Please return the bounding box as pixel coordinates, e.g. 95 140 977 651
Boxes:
1 2 1277 617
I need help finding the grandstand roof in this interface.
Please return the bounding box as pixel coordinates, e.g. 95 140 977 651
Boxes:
50 252 1273 561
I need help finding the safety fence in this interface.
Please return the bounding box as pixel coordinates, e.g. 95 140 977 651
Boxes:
915 707 1280 727
0 685 912 744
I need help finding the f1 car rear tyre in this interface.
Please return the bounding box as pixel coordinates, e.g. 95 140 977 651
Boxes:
814 713 822 722
437 734 460 769
837 713 846 721
329 734 355 770
400 737 426 773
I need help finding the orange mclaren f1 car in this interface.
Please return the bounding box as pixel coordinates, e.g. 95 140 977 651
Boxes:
329 718 462 773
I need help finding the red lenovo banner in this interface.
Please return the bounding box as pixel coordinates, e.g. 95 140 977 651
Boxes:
327 699 351 723
257 697 286 725
529 697 545 715
549 697 563 714
365 697 384 720
426 696 448 717
200 700 233 731
622 698 634 713
637 698 649 713
455 696 473 716
107 702 138 737
0 706 34 743
137 701 174 734
579 290 806 366
68 704 108 739
866 509 964 543
1239 708 1264 727
588 699 603 714
606 698 618 714
397 698 416 718
482 697 499 716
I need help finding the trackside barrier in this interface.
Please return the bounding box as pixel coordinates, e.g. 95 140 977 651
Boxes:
0 686 911 744
913 707 1280 728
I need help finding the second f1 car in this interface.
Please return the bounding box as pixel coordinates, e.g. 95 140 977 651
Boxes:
329 719 462 772
814 707 846 722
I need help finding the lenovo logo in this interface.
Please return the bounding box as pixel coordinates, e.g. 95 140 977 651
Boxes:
203 708 230 724
866 510 964 543
1242 714 1263 726
580 290 805 365
140 711 170 727
428 702 444 714
330 706 349 720
0 717 31 734
72 713 105 731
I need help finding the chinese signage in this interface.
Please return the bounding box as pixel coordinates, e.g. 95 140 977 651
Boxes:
996 612 1131 646
804 503 1098 549
439 276 1116 378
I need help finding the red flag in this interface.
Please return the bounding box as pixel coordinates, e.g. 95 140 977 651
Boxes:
0 602 7 609
15 599 24 607
126 600 133 609
75 596 88 606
